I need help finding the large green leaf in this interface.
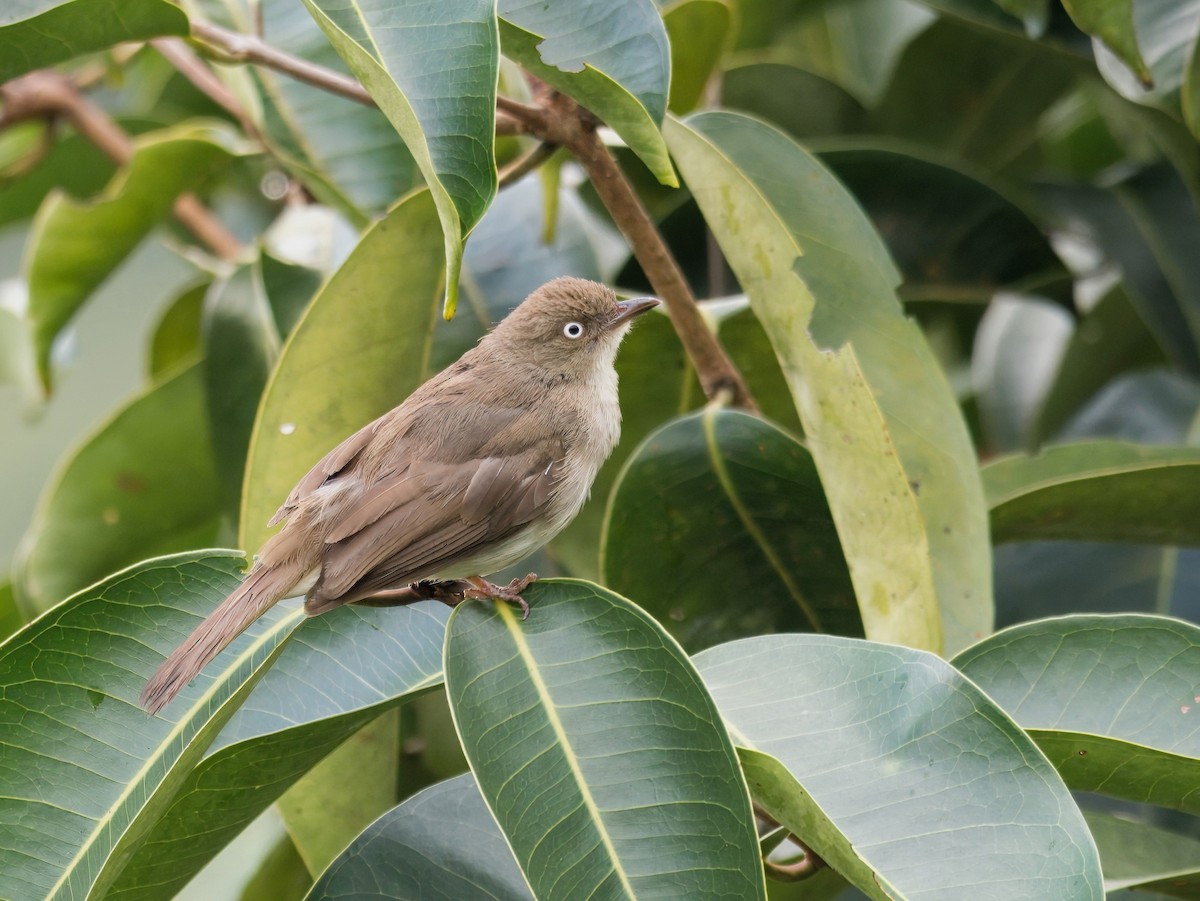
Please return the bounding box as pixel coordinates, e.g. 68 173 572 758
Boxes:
306 773 532 901
444 581 766 899
148 279 208 378
818 143 1071 306
0 0 187 81
107 600 449 899
250 0 420 221
1085 810 1200 896
0 551 296 901
240 190 444 553
953 614 1200 814
1095 0 1199 113
722 63 867 141
302 0 497 314
602 408 859 650
15 365 222 613
983 441 1200 544
695 634 1104 900
498 0 676 186
1061 0 1150 84
662 0 731 114
666 110 992 653
23 122 242 390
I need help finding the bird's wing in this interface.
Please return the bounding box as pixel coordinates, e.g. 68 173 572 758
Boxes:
268 416 384 527
306 448 562 612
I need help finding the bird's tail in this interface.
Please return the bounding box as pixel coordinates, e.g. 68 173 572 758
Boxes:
140 557 308 715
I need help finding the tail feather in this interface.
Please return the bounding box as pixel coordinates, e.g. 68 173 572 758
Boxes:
140 559 305 715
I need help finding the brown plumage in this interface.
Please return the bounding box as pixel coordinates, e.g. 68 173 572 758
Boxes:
140 277 658 714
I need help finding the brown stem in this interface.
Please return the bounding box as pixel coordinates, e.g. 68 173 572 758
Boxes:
500 93 756 410
497 140 558 189
151 37 262 141
190 19 525 136
0 71 242 260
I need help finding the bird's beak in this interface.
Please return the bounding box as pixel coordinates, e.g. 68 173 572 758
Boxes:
607 296 660 330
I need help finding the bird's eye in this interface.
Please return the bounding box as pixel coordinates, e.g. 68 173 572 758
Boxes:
563 321 584 339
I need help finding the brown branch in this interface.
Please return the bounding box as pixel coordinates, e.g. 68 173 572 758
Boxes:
500 92 756 410
151 37 262 141
190 19 525 137
497 140 558 189
0 71 242 260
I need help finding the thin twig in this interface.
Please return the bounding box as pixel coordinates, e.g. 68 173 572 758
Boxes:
151 37 262 141
190 19 525 136
497 140 558 189
0 71 242 260
498 92 756 409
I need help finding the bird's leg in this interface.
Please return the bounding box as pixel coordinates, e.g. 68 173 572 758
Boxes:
461 573 538 620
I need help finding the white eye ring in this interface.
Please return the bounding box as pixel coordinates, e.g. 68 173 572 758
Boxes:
563 321 584 339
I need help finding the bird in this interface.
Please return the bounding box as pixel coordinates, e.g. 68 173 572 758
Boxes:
140 276 659 714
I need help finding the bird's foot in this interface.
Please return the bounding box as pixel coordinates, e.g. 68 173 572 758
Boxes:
462 573 537 620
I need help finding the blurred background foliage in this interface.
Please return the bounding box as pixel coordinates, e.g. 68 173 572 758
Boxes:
3 0 1200 897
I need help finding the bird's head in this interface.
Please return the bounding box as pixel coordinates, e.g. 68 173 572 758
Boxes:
488 277 659 380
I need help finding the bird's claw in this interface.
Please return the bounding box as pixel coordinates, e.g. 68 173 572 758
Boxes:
462 573 537 620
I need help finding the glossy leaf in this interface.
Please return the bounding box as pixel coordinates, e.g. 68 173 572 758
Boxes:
251 0 419 221
953 614 1200 814
304 0 498 314
498 0 677 186
444 580 766 900
1085 810 1200 896
1062 0 1150 85
781 0 935 106
984 441 1200 544
1032 283 1167 443
695 634 1104 900
1095 0 1199 112
819 144 1072 307
306 773 532 901
0 0 188 82
666 110 992 653
240 191 443 552
662 0 731 113
602 408 859 650
722 63 867 140
23 122 241 389
108 600 449 899
0 551 296 901
15 365 222 612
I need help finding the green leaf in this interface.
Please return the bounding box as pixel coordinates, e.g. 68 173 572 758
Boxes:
23 122 242 390
602 408 859 650
695 634 1104 900
1062 0 1151 85
818 143 1072 306
722 64 867 140
239 191 444 553
780 0 936 106
1039 172 1200 375
277 711 399 877
1095 0 1199 111
302 0 498 315
498 0 677 186
994 0 1048 37
203 261 281 521
0 0 188 81
306 773 533 901
666 110 992 653
444 580 767 900
252 0 420 221
0 581 23 643
983 441 1200 544
953 614 1200 814
148 279 208 378
15 365 222 612
0 130 117 230
662 0 731 113
0 550 298 901
1032 283 1168 443
108 600 449 900
1085 810 1200 896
